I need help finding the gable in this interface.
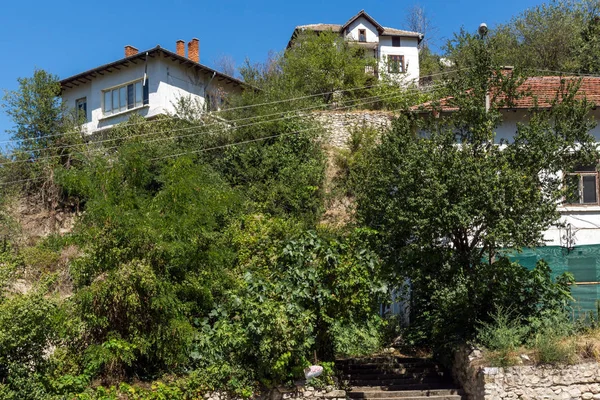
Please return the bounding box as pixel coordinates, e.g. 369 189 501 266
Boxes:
345 16 379 42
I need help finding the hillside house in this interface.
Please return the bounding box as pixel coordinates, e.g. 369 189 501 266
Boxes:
288 10 423 85
414 75 600 314
60 39 247 134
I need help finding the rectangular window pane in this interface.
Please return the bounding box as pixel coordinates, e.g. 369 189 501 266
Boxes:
582 175 597 203
104 91 111 114
119 87 127 112
565 174 581 204
135 81 142 107
127 84 134 109
112 90 119 112
392 37 401 47
143 79 149 105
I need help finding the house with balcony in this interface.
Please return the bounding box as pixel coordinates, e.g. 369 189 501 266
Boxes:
60 39 248 134
288 10 423 85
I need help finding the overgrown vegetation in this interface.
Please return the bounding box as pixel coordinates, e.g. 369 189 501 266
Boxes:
4 2 600 397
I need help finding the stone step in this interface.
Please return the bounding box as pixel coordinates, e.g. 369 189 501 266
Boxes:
338 363 439 371
350 384 459 392
348 389 464 399
337 357 431 364
347 377 448 387
342 371 444 380
352 396 463 400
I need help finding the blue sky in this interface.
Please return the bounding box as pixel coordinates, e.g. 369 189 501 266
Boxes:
0 0 544 143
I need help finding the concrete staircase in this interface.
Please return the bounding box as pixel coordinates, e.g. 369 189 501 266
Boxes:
335 356 465 400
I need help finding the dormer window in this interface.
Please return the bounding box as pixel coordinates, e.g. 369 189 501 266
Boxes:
359 29 366 42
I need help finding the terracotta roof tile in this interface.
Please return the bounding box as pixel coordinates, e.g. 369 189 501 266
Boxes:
414 76 600 113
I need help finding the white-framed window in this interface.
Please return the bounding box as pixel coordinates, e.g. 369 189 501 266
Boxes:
76 97 87 122
102 79 148 116
565 165 599 205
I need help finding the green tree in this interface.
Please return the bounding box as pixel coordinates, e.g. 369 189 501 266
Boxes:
351 31 597 351
446 1 600 73
2 69 83 204
280 31 376 102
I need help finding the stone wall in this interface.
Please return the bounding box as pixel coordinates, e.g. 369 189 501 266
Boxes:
204 385 346 400
453 346 600 399
312 110 395 149
272 386 346 400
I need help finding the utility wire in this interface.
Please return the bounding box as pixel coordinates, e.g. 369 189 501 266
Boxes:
0 87 445 187
5 81 447 158
0 68 465 147
0 83 445 168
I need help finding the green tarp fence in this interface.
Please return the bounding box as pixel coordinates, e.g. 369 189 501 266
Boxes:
508 245 600 317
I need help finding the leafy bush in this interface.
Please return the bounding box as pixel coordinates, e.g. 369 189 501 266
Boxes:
330 316 386 358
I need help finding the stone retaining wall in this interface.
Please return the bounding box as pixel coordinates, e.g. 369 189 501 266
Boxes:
312 110 395 149
204 385 346 400
453 346 600 399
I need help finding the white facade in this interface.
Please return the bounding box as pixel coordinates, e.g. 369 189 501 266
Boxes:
61 47 244 134
494 109 600 248
292 10 422 85
378 36 420 85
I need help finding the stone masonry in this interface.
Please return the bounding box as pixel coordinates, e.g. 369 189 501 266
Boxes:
203 386 346 400
312 110 395 149
453 345 600 400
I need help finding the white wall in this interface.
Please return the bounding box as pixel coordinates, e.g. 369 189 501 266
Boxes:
345 17 379 42
495 109 600 247
379 36 419 85
62 57 243 134
496 109 600 143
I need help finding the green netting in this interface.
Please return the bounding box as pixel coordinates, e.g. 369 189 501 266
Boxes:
506 245 600 316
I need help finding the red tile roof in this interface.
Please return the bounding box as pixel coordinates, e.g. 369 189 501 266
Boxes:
414 76 600 113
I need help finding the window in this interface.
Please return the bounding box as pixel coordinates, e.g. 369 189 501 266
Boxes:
388 55 405 73
392 37 401 47
206 92 226 112
102 79 149 116
565 165 599 205
76 97 87 122
359 29 366 42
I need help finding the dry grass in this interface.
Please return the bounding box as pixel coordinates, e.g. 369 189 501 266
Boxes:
480 329 600 367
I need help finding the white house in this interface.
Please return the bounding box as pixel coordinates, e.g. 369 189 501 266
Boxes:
415 75 600 314
60 39 247 134
288 10 423 85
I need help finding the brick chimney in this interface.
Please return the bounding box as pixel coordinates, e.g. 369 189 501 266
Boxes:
188 38 199 63
124 45 138 57
176 40 185 57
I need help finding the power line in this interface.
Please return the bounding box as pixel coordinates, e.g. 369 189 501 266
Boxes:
5 81 447 158
0 89 441 187
0 68 465 147
0 83 445 168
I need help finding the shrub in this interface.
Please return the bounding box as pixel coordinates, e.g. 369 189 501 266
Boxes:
476 308 528 367
330 316 386 357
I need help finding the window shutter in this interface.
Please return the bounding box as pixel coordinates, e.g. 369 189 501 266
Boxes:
143 79 149 105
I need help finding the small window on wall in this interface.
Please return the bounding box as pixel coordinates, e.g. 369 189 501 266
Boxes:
76 97 87 122
565 165 599 205
392 37 401 47
388 55 405 73
359 29 366 42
